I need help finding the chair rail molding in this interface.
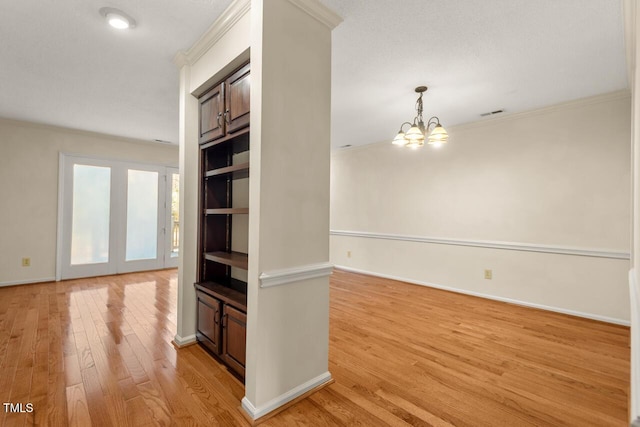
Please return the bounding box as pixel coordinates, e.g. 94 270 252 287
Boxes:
259 262 334 288
330 230 630 260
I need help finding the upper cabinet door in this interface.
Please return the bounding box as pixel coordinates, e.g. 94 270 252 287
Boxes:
225 63 250 134
200 83 225 144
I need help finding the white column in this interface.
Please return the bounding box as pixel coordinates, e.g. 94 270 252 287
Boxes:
175 60 200 345
242 0 341 419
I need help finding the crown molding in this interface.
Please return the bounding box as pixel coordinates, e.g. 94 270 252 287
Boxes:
175 0 251 67
285 0 343 30
448 89 632 133
173 51 189 69
624 0 637 87
0 117 178 148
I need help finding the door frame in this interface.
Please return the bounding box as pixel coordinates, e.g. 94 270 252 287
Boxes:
164 167 180 269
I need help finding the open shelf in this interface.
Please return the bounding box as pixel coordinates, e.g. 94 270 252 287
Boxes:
205 162 249 180
205 208 249 215
204 251 248 270
195 280 247 312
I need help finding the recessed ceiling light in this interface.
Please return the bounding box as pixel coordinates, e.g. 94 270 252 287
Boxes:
99 7 136 30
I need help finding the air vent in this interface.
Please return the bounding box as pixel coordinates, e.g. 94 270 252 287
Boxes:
480 109 504 117
154 139 173 144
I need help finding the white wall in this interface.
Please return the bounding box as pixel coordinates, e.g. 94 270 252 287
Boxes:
331 91 631 323
624 0 639 422
0 118 178 286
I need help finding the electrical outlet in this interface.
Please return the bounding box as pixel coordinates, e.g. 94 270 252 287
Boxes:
484 269 492 280
22 257 31 267
347 251 351 258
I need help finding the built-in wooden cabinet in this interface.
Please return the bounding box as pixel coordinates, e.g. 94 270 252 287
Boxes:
199 63 250 145
199 83 225 143
195 62 250 381
225 63 250 134
196 290 222 355
222 304 247 378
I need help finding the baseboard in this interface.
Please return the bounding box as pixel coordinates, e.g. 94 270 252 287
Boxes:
0 277 56 288
241 371 332 421
335 265 630 326
173 334 197 348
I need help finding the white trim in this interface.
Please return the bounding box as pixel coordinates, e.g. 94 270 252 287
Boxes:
173 334 197 347
0 277 56 288
0 117 179 147
330 230 630 260
59 151 178 169
285 0 343 29
175 0 251 66
335 265 630 326
259 262 333 288
624 0 636 88
241 371 332 420
451 90 631 132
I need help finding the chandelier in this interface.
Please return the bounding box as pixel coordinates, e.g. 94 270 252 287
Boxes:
392 86 449 149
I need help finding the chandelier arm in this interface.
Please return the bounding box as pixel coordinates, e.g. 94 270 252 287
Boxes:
397 121 413 133
426 116 441 130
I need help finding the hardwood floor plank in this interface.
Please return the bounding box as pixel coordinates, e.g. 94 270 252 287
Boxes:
64 354 83 387
66 383 92 427
0 269 629 426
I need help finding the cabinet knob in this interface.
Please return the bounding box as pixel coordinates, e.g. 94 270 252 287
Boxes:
217 112 223 128
224 109 231 125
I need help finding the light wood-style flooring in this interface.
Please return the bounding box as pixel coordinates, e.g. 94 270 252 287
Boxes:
0 269 630 426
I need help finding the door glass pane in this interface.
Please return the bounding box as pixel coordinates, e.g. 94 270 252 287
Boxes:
71 165 111 265
170 173 179 257
126 170 158 261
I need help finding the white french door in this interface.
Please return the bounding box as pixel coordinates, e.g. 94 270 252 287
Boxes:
58 155 178 280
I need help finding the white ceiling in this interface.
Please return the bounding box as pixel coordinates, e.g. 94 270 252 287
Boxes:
0 0 628 148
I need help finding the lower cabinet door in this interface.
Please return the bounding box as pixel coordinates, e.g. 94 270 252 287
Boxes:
222 304 247 378
196 291 222 355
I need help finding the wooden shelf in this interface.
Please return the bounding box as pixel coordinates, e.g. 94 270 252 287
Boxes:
195 281 247 312
204 251 248 270
205 208 249 215
205 162 249 180
200 126 250 151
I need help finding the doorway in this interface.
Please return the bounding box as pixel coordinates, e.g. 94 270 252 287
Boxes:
58 154 179 280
